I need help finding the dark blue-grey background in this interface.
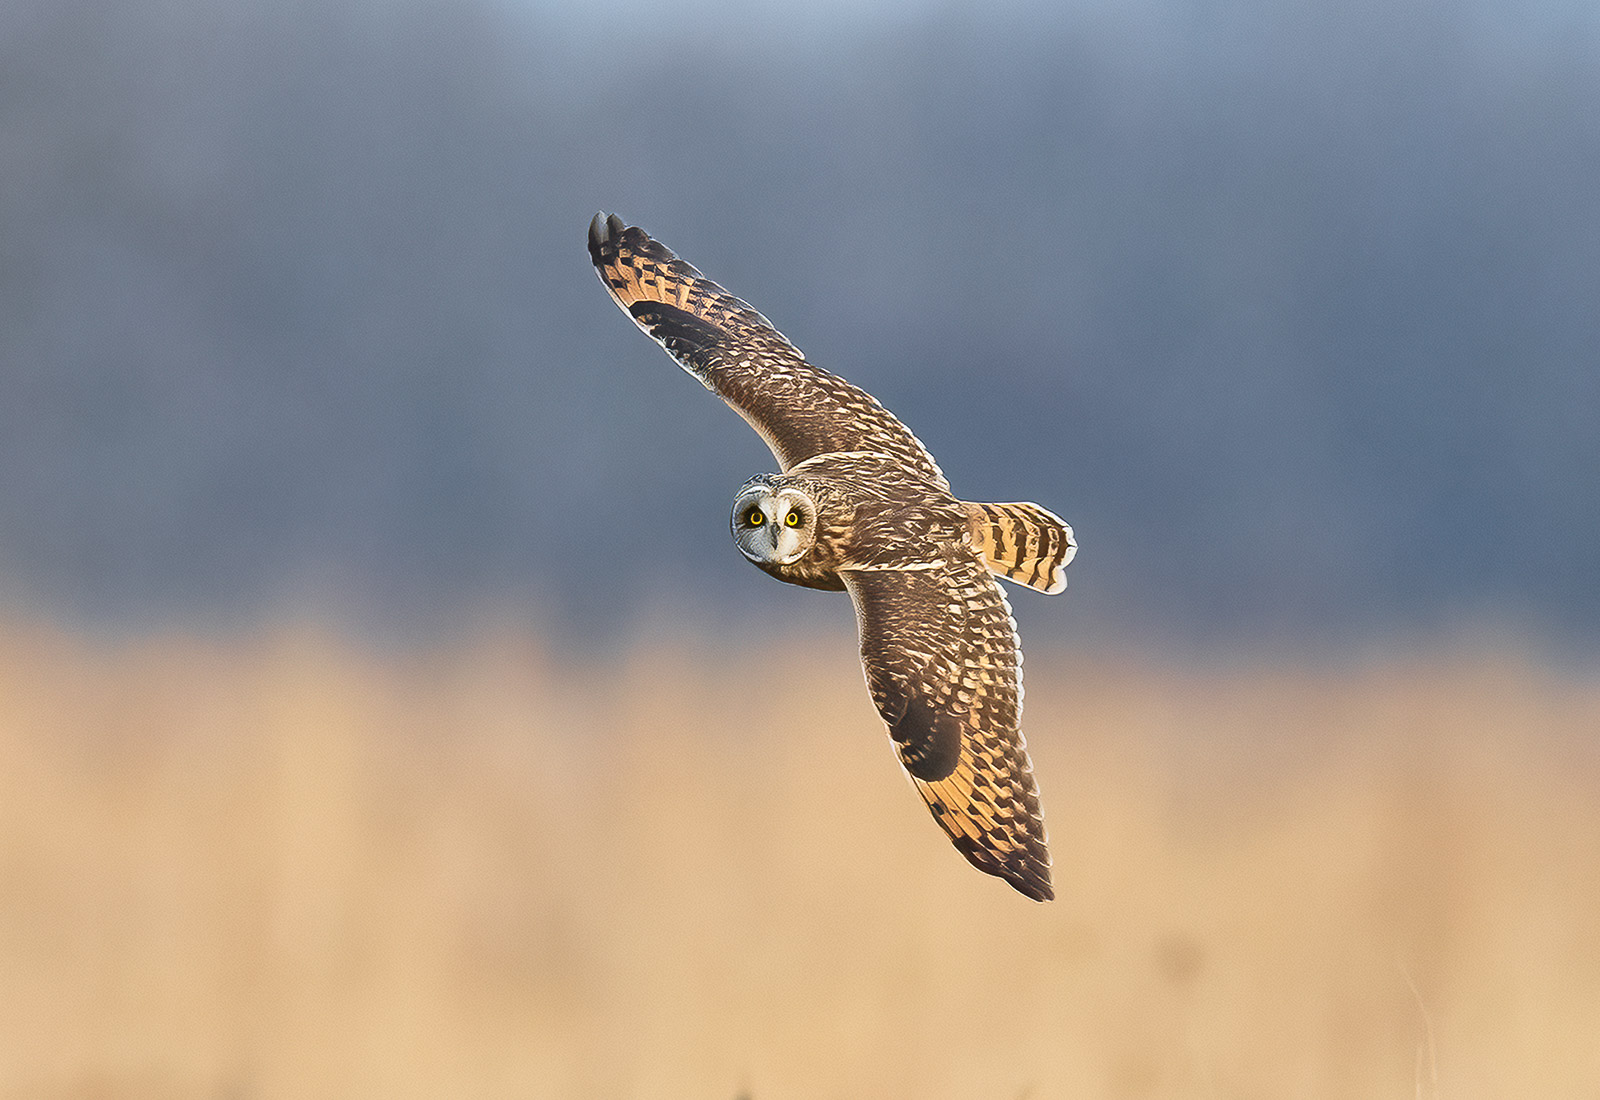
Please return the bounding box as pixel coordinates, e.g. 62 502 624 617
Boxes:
4 0 1597 653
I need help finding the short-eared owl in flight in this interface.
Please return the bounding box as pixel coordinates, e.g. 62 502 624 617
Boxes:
588 214 1076 901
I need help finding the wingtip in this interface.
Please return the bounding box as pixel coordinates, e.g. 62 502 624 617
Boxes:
953 832 1055 901
1010 860 1055 902
587 211 626 262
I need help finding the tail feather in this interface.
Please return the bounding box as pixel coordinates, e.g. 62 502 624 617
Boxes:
969 502 1076 595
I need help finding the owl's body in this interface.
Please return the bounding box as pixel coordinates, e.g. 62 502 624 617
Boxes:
589 214 1076 902
738 452 953 588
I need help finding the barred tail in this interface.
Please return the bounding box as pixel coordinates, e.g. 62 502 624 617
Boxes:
968 501 1077 595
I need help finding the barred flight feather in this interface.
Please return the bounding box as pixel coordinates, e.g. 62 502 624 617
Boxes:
969 501 1077 595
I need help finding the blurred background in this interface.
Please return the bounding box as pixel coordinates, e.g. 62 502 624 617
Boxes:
2 0 1598 1095
5 0 1598 650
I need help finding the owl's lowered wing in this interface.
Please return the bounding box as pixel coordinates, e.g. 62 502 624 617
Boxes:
844 562 1053 902
588 213 948 489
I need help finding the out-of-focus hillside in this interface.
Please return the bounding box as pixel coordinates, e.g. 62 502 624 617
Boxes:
3 0 1598 648
2 620 1597 1097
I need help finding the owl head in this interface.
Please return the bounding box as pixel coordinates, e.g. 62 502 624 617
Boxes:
731 476 819 566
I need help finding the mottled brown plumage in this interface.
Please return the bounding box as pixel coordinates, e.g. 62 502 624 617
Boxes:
588 213 1076 901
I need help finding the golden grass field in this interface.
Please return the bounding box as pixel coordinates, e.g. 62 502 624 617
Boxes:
1 618 1598 1098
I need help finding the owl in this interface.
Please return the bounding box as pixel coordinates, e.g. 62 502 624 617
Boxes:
588 213 1076 901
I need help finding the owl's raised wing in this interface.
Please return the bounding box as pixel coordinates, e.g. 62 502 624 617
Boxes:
844 561 1053 901
588 213 948 489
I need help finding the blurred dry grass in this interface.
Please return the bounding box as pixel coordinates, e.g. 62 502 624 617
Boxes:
1 620 1598 1098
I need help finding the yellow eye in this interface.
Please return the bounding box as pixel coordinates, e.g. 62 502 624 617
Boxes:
747 508 764 526
785 510 802 528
